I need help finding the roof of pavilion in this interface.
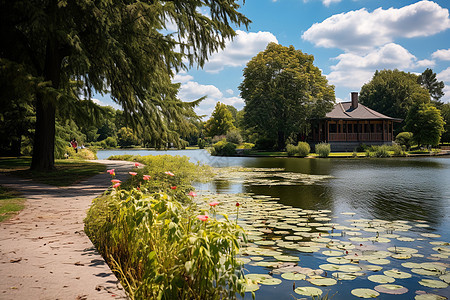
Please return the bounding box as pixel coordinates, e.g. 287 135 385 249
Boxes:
324 102 402 121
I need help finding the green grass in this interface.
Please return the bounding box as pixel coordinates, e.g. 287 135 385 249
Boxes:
0 157 106 186
0 186 26 222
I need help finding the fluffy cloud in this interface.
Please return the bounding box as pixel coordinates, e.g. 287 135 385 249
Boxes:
326 43 434 89
302 1 450 52
172 73 194 83
203 30 278 73
177 80 244 118
438 66 450 82
432 49 450 61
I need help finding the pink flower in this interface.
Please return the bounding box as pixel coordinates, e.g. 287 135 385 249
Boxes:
137 187 141 191
165 171 175 176
112 183 121 189
107 169 115 176
209 201 220 207
129 172 137 176
236 202 240 207
170 186 177 190
134 162 141 167
197 215 209 222
111 179 121 184
143 175 151 180
188 191 197 197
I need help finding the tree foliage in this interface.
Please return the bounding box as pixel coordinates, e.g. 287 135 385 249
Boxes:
239 43 335 150
359 69 430 123
0 0 250 170
417 68 445 106
439 103 450 143
405 103 445 146
205 102 236 137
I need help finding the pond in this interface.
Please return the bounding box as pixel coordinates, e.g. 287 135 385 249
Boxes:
98 149 450 299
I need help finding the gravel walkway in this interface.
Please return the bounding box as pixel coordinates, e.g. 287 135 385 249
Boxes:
0 160 134 300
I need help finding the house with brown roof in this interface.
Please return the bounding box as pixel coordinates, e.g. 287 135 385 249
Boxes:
309 92 402 151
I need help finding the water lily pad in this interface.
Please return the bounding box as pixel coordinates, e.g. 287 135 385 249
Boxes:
397 237 415 242
254 240 276 246
296 246 321 253
364 265 383 272
245 273 272 282
374 284 408 294
250 256 265 261
332 272 359 280
260 278 282 285
415 294 447 300
294 286 322 296
421 233 441 238
273 255 299 262
440 273 450 284
383 269 412 279
418 279 448 289
351 288 380 298
281 272 306 280
319 264 341 271
307 277 337 286
368 275 395 283
402 262 422 269
387 246 418 254
327 257 352 264
322 250 344 256
391 253 412 259
420 262 447 272
412 268 442 276
367 258 390 265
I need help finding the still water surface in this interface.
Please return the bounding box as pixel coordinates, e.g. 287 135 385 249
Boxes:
98 149 450 299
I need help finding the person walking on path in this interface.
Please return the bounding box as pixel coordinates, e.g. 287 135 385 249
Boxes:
0 160 134 300
71 138 78 153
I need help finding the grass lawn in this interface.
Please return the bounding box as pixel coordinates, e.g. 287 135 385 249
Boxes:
0 186 26 222
0 157 106 186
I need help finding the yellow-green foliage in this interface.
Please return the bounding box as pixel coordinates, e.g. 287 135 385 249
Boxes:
315 143 331 158
85 156 245 299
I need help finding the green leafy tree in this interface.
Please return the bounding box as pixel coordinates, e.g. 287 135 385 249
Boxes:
117 127 141 147
417 68 445 107
239 43 335 150
405 103 445 146
205 102 236 137
359 69 430 125
440 103 450 143
0 0 249 170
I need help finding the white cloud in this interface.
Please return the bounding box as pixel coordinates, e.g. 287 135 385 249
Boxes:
301 0 342 6
432 49 450 61
226 89 234 95
326 43 429 89
442 85 450 103
91 98 104 106
178 80 244 118
438 66 450 82
203 30 278 73
173 73 194 83
302 1 450 52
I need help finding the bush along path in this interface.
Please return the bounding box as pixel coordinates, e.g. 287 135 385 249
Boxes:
0 160 135 300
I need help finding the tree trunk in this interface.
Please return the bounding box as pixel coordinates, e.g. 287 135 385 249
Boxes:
277 130 285 151
30 39 61 171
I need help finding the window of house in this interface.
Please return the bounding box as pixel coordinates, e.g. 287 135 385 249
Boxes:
329 123 337 133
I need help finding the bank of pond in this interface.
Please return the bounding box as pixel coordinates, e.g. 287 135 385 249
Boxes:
86 152 450 299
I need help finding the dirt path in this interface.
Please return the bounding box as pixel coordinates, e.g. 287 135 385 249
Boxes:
0 160 134 300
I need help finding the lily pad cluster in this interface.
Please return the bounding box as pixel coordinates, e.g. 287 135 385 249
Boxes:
197 187 449 298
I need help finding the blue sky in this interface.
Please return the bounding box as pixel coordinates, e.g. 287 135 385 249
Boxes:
95 0 450 119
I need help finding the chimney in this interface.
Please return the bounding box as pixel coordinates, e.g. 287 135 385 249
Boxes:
351 92 359 109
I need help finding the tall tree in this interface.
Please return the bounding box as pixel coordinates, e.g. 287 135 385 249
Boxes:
239 43 335 150
405 103 445 147
417 68 445 107
0 0 250 170
440 103 450 143
205 102 236 137
359 69 430 131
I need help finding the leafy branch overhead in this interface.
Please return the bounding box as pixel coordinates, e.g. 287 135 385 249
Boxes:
0 0 250 170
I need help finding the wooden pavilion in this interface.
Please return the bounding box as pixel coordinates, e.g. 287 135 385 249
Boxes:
309 92 402 151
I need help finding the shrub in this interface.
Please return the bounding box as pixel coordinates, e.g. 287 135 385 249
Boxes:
238 143 255 150
211 135 226 144
395 132 414 150
197 138 206 149
72 148 97 160
286 144 298 156
391 144 405 156
315 143 331 158
210 140 237 156
254 138 276 150
374 145 391 158
226 129 243 145
356 143 369 152
297 142 310 157
105 136 118 148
